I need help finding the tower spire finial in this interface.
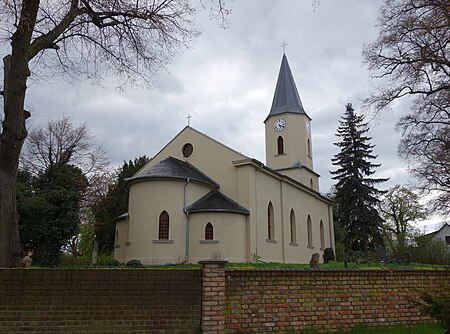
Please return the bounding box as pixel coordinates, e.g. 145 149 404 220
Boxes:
280 41 288 54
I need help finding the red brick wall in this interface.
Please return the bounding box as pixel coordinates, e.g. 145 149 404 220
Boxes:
0 269 201 333
1 267 449 333
225 269 449 333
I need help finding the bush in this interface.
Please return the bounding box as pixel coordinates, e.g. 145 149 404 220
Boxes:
126 259 144 268
335 242 345 262
411 237 450 265
105 259 122 268
58 253 92 267
415 284 450 334
323 247 336 263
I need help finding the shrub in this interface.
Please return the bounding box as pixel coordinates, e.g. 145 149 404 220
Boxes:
126 259 144 268
334 242 345 261
323 247 336 263
411 236 450 265
415 284 450 334
105 259 122 268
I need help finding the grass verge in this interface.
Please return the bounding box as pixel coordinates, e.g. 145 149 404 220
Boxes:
305 323 443 334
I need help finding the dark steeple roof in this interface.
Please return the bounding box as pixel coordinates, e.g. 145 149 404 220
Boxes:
265 54 308 121
186 191 250 215
126 156 219 188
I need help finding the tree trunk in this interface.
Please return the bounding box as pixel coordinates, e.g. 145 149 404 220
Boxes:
0 0 40 267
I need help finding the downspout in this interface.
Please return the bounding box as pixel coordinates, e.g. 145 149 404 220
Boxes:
328 203 335 252
184 178 191 262
280 178 286 263
254 162 263 260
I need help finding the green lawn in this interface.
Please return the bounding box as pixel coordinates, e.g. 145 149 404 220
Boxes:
225 261 449 270
306 323 443 334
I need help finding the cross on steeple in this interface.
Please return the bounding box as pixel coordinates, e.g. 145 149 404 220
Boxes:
280 42 288 54
186 114 192 127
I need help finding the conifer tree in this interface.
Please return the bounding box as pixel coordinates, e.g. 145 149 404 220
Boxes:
331 103 387 257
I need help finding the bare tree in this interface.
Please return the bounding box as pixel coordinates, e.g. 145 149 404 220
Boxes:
20 115 111 257
21 115 108 176
0 0 205 267
363 0 450 216
379 185 427 260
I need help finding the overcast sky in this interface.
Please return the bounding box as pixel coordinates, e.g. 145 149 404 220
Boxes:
19 1 442 229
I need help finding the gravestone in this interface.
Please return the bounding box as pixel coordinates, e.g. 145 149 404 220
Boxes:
310 253 320 268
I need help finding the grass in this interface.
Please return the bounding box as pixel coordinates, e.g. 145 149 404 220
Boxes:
305 323 443 334
225 261 449 270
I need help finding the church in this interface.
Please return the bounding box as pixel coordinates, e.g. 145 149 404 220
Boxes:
114 54 334 265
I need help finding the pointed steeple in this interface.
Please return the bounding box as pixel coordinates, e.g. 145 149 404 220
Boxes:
265 54 308 121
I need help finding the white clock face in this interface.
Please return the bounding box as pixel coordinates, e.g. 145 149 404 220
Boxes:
273 119 286 132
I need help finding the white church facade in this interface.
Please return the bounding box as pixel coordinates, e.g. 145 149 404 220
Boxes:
114 54 334 264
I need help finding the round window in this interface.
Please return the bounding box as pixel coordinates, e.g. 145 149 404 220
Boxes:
182 143 193 158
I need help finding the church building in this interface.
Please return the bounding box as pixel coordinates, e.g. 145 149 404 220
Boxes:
114 54 334 264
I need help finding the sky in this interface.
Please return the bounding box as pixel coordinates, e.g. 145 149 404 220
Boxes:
14 1 443 230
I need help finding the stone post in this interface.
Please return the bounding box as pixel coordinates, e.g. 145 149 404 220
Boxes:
199 260 228 334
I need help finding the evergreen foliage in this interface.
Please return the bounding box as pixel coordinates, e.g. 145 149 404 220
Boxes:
18 163 88 266
331 103 388 257
323 247 336 263
92 156 149 254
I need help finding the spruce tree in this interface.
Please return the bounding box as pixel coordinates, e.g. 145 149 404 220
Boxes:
331 103 387 258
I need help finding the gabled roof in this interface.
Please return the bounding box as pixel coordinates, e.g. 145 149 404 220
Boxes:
265 54 309 122
126 156 219 188
186 190 250 215
425 222 450 237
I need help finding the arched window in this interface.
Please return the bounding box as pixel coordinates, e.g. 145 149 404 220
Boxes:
307 215 313 247
307 138 311 157
310 178 314 189
290 209 296 244
205 222 214 240
115 230 119 245
277 136 284 154
158 211 169 240
268 202 274 240
320 220 325 250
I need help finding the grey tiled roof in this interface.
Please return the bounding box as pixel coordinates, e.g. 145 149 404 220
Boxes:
186 191 250 215
266 54 308 120
126 156 219 188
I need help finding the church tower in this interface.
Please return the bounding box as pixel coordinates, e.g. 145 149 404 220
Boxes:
264 54 319 191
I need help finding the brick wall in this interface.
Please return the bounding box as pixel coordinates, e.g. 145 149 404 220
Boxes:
0 269 201 333
1 267 449 333
225 268 449 333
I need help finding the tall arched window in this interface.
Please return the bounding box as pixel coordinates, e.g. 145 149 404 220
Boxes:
290 209 296 244
277 136 284 154
320 220 325 250
310 178 314 189
115 230 119 246
307 138 311 157
267 202 274 240
307 215 313 247
158 211 169 240
205 222 214 240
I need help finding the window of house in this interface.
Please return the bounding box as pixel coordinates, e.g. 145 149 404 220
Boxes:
307 215 313 247
205 222 214 240
268 202 274 240
290 209 296 244
115 230 119 246
310 178 314 189
158 211 169 240
445 236 450 245
320 220 325 250
277 136 284 155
